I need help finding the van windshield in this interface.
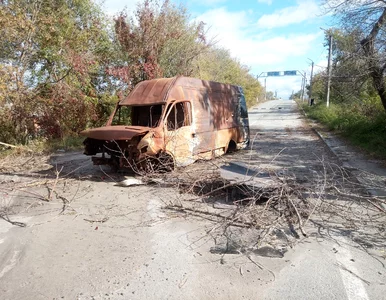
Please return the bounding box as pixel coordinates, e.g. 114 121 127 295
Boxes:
112 104 164 127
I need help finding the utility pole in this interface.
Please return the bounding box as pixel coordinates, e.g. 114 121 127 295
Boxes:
300 74 306 102
300 76 304 101
326 34 333 107
309 60 314 104
264 78 267 101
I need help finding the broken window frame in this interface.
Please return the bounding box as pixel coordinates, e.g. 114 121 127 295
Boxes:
111 104 164 127
111 105 132 126
164 100 192 131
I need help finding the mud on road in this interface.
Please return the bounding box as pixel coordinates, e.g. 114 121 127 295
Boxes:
1 100 385 300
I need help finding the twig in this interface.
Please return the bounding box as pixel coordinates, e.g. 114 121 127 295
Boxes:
0 213 26 227
246 254 276 281
288 197 307 237
47 166 63 201
332 186 386 213
83 217 109 223
335 262 371 285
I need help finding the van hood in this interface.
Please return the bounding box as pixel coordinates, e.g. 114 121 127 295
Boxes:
80 126 150 141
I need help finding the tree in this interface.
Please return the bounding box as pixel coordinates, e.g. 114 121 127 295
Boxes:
265 91 274 101
0 0 113 142
323 0 386 110
192 47 262 107
112 0 210 91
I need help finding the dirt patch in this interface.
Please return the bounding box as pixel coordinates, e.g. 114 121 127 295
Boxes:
0 152 52 174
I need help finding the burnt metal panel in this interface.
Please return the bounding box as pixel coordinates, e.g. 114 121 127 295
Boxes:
120 78 175 105
80 126 149 141
168 76 244 155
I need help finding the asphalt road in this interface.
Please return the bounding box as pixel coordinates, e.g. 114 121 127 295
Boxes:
0 100 385 299
247 100 385 300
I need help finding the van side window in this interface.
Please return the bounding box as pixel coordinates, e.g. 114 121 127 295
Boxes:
239 95 248 118
167 102 192 131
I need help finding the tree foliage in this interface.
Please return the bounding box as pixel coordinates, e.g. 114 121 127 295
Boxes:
112 0 209 90
0 0 262 145
192 47 262 107
0 0 113 142
322 0 386 110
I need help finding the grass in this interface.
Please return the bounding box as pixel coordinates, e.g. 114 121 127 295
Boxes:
302 102 386 159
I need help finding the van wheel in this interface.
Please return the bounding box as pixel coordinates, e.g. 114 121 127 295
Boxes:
226 140 237 153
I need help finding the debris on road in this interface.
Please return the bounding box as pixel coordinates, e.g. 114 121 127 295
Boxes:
115 177 145 187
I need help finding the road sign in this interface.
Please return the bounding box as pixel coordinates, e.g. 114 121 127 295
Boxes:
284 70 297 76
267 71 280 77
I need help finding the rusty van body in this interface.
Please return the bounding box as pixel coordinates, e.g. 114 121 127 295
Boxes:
80 76 249 170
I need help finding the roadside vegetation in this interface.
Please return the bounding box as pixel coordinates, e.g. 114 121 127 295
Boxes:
0 0 264 151
300 1 386 159
302 102 386 158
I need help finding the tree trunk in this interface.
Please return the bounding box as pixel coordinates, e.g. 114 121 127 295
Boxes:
360 7 386 110
371 66 386 110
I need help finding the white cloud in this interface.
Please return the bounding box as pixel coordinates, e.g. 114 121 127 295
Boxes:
256 0 321 29
313 59 328 74
257 0 273 5
188 0 227 6
199 7 248 32
197 8 319 68
196 6 324 98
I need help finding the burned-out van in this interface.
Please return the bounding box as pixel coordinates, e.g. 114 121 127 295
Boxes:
81 76 249 170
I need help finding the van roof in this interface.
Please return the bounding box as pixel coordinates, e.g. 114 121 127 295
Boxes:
120 76 241 106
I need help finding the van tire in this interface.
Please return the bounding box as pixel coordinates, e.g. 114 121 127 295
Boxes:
226 140 237 153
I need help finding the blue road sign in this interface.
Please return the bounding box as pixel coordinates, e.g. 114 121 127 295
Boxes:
284 70 297 76
267 71 280 77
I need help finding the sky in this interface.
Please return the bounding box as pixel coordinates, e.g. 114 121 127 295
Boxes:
101 0 332 99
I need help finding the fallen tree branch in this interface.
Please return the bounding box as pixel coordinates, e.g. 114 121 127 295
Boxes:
0 141 32 152
332 186 386 213
165 205 260 228
0 141 18 148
